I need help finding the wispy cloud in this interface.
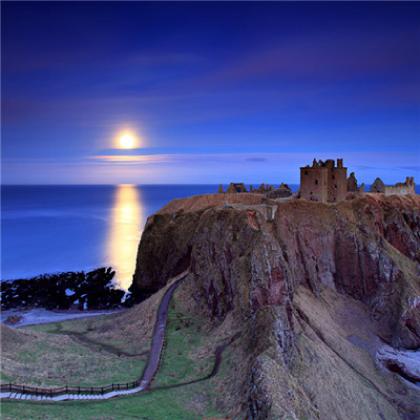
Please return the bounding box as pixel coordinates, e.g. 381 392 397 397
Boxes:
245 157 267 162
399 166 420 172
196 32 420 88
90 154 171 164
2 2 419 184
3 151 419 185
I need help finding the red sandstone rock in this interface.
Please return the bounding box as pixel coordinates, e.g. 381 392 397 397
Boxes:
133 194 420 348
131 192 420 418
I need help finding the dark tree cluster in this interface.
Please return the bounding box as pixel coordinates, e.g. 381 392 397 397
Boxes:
1 267 128 311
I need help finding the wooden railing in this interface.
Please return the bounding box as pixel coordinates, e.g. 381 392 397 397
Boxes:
0 381 140 397
0 270 189 400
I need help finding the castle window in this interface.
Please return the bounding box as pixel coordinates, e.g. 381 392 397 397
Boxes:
315 179 318 185
332 175 335 180
334 185 337 189
304 171 308 175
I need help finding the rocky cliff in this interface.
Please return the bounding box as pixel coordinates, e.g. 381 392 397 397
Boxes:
132 193 420 419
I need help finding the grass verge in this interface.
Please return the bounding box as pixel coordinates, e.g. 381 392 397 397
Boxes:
1 296 226 419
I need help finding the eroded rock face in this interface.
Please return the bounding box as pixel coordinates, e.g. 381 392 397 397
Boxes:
132 193 420 419
130 193 268 300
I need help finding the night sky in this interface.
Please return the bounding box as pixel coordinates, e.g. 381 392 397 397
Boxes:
2 1 419 184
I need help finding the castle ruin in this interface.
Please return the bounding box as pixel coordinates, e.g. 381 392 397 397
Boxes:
384 177 415 196
226 182 247 193
299 158 348 203
220 159 415 202
370 177 385 193
299 158 415 202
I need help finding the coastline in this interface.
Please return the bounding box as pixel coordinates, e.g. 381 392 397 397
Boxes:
1 267 129 312
1 307 123 328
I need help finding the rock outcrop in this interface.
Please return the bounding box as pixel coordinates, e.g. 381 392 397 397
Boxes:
131 193 420 419
1 268 126 310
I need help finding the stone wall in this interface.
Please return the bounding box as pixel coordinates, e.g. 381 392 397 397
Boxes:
300 167 329 202
299 158 348 203
385 184 415 196
328 167 347 202
372 177 416 196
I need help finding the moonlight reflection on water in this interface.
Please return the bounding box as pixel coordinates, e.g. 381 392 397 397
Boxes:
107 184 144 290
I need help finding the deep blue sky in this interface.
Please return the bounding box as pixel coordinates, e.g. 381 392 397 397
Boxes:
2 1 419 184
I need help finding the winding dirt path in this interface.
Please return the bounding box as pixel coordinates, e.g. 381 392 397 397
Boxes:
137 271 187 390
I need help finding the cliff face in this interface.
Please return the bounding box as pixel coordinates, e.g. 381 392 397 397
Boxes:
132 193 420 419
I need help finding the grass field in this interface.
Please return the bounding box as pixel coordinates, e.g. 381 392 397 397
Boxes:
1 386 221 420
1 318 147 388
1 294 227 419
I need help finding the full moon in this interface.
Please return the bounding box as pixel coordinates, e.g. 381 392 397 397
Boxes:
117 130 138 149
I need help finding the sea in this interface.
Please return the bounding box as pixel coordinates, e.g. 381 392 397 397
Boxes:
0 185 210 289
0 185 294 290
1 184 415 290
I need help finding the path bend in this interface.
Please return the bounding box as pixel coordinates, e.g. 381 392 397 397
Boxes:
0 270 189 402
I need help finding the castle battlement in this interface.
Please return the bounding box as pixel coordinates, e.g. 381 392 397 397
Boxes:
299 159 415 202
384 177 415 196
299 158 348 203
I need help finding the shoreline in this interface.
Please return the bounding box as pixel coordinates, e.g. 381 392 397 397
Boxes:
1 267 129 313
1 308 123 328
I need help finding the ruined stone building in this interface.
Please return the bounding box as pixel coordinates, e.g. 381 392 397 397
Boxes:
369 176 416 195
299 159 348 203
385 177 415 195
255 183 273 193
347 172 358 192
370 178 385 193
221 160 415 202
226 182 247 193
266 183 292 199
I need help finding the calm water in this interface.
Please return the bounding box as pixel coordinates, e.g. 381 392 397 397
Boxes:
1 185 220 289
2 184 414 289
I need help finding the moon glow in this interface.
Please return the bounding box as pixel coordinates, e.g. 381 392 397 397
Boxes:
116 130 139 149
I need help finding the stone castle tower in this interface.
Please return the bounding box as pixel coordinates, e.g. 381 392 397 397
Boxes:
299 158 348 203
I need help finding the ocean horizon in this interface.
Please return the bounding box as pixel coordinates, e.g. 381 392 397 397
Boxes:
0 184 298 288
1 183 417 289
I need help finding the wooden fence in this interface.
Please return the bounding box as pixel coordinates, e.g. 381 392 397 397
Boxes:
0 380 142 397
1 271 189 400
